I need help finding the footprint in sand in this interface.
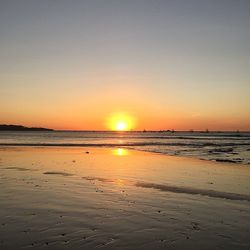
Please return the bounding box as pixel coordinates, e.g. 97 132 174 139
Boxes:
191 222 200 231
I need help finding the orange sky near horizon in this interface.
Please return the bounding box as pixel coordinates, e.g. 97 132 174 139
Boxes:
1 75 250 131
1 71 249 131
1 105 249 131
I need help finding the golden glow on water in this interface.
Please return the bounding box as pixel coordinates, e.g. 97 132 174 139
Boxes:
106 113 135 131
112 148 129 156
115 178 125 187
1 147 249 196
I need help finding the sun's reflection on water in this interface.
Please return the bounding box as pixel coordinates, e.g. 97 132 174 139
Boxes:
112 148 129 156
115 178 125 187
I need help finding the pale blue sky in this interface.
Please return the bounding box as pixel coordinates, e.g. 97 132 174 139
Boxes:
0 0 250 130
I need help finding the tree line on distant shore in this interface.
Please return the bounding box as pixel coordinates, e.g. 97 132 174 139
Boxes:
0 124 53 131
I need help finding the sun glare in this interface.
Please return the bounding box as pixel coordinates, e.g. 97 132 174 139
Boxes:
116 121 126 131
106 113 135 131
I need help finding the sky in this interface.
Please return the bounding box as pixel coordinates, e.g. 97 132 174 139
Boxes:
0 0 250 131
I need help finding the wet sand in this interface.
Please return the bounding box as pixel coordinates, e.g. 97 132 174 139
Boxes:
0 147 250 249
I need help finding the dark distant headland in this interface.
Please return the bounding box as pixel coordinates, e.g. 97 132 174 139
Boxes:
0 124 54 131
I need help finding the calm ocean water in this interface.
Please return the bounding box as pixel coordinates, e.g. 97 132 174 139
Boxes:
0 131 250 164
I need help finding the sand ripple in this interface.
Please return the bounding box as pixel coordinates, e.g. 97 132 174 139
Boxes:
4 167 32 171
82 176 250 202
135 182 250 202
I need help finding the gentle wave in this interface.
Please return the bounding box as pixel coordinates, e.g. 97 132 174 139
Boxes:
1 131 249 165
0 142 249 147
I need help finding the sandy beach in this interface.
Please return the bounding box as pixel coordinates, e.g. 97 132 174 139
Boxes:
0 146 250 250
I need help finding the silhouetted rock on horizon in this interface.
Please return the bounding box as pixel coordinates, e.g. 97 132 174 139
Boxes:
0 124 54 131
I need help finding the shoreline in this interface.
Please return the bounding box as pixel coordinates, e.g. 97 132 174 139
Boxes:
0 144 249 166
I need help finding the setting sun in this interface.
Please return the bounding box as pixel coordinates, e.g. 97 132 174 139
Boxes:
106 113 136 131
116 122 126 131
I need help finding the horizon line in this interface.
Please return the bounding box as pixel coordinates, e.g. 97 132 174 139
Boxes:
0 124 249 132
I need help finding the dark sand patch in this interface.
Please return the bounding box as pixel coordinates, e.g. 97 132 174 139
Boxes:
43 171 73 176
214 158 243 163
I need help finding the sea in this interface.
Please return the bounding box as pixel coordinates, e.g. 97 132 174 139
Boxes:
0 131 250 165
